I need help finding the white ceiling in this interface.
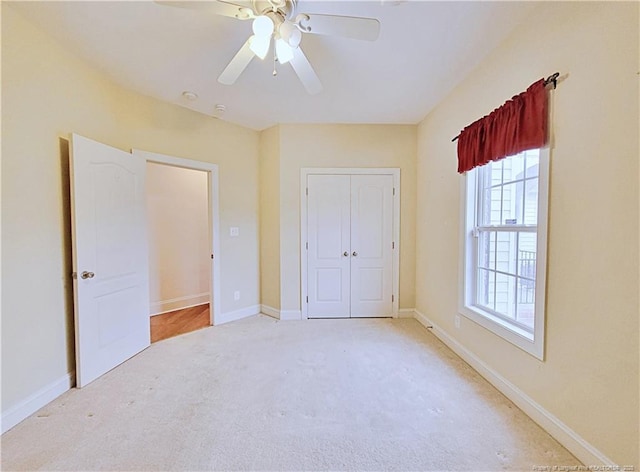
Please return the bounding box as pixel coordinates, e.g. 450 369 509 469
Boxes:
10 1 539 131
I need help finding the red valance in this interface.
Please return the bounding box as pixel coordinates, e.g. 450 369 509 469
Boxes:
457 79 548 173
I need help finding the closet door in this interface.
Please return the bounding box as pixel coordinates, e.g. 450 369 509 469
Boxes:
307 175 351 318
350 175 394 317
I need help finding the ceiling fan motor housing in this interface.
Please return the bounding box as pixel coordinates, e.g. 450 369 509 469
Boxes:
251 0 302 49
252 0 296 19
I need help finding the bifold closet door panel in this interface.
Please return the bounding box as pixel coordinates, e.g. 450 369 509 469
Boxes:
307 174 351 318
350 174 394 318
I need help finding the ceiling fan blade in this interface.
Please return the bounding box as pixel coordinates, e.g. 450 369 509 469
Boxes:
218 38 255 85
289 47 323 95
297 13 380 41
155 0 255 20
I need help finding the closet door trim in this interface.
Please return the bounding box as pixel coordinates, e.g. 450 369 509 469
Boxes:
300 168 400 320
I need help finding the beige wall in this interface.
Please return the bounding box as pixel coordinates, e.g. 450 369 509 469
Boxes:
415 2 639 466
278 124 417 313
1 5 260 412
259 126 281 310
147 163 209 314
3 1 638 465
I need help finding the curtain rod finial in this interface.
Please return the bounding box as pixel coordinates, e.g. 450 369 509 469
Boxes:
545 72 560 89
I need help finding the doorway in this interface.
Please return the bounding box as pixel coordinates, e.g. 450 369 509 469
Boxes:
146 162 210 342
70 135 222 388
301 168 400 319
133 149 222 328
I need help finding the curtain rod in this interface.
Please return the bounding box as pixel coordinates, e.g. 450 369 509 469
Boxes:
451 72 560 142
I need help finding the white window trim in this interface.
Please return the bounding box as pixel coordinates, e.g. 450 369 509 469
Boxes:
459 147 550 360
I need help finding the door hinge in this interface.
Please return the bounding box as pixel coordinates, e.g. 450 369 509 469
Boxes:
393 187 396 196
306 242 308 250
306 187 308 196
392 241 395 249
71 272 77 280
306 296 309 303
211 254 214 259
392 294 394 302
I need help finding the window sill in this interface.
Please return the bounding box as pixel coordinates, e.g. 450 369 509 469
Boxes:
459 305 543 360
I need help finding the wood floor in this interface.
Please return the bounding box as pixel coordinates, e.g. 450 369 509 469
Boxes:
150 304 210 343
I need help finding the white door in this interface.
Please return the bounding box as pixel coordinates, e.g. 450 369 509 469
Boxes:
307 175 351 318
350 175 394 317
70 134 150 388
306 174 394 318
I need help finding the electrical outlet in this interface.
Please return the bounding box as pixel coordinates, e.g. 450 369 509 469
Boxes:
230 227 239 237
234 290 240 301
455 315 461 329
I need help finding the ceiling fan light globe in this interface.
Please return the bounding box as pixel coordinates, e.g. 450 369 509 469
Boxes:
287 29 302 48
249 35 271 60
275 38 294 64
279 20 294 39
252 15 274 37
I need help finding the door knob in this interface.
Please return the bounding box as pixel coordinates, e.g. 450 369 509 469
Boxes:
352 251 358 257
81 271 95 279
343 251 349 257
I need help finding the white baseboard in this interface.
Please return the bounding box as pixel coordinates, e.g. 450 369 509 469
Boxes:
216 304 260 325
279 310 302 321
150 293 209 316
260 304 280 319
259 305 302 321
413 310 616 467
1 372 75 434
398 308 416 318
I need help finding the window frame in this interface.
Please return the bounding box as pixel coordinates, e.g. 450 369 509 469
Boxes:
459 147 550 360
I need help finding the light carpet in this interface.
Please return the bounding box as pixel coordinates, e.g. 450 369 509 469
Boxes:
1 315 579 471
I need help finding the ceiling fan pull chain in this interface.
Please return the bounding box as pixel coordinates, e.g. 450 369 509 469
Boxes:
273 47 278 76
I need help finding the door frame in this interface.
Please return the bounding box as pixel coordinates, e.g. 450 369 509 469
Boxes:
133 149 222 327
300 168 400 320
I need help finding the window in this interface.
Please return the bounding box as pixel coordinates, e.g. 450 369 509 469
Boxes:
460 148 549 359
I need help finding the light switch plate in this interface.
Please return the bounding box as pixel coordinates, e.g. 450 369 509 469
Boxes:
230 227 239 237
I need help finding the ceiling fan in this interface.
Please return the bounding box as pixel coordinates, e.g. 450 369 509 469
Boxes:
157 0 380 94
